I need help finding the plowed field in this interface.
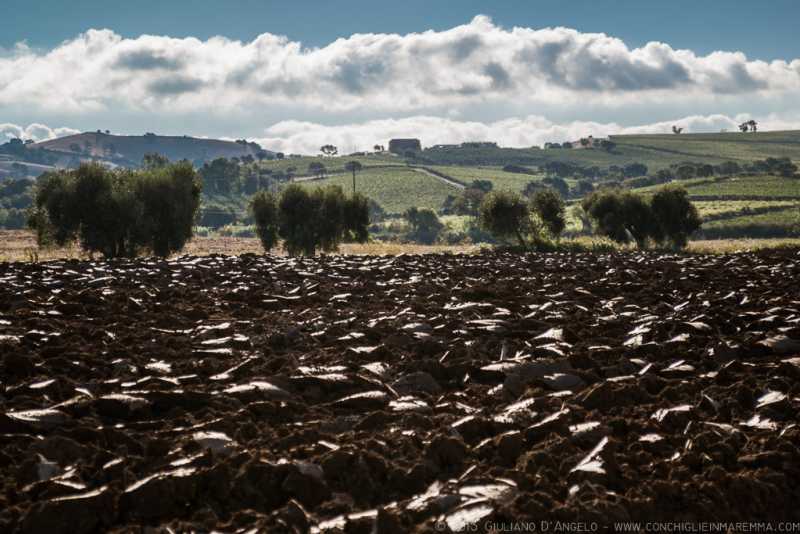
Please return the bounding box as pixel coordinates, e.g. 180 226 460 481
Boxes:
1 251 799 532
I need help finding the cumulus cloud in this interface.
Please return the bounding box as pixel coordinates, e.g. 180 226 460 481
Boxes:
252 113 800 154
1 16 799 119
0 122 80 142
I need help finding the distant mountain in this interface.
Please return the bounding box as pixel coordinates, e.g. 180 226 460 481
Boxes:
30 132 271 167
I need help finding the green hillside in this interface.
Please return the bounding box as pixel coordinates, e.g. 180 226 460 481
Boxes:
631 174 800 239
294 167 458 214
611 131 800 163
257 153 403 175
427 165 548 191
683 174 800 198
421 130 800 171
4 130 800 241
32 132 267 166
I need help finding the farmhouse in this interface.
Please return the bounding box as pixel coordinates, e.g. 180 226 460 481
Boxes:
388 138 422 154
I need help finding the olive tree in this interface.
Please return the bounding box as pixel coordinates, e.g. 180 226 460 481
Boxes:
134 162 201 256
30 162 201 258
250 191 279 251
530 188 566 239
478 191 531 248
252 184 370 256
650 186 702 249
582 186 700 249
582 189 657 248
404 207 444 244
278 185 320 256
343 193 370 243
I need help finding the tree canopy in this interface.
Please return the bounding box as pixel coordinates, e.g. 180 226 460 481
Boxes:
30 162 201 258
250 184 370 256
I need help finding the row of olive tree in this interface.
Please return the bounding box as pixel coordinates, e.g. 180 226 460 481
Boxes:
478 185 701 250
581 186 701 249
250 184 370 255
29 162 201 258
478 189 566 249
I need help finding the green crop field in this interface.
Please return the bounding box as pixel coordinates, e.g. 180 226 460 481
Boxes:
421 131 800 171
685 175 800 198
698 206 799 239
693 200 799 218
258 153 403 175
291 167 459 214
611 131 800 163
428 165 550 191
422 144 703 170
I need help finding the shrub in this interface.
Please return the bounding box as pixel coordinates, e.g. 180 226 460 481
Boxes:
465 218 497 244
367 199 386 223
623 163 648 178
542 176 569 198
502 164 537 175
715 161 742 176
469 179 493 193
573 179 594 197
522 181 546 197
29 162 201 258
404 207 444 244
696 164 714 177
0 208 28 229
675 165 696 181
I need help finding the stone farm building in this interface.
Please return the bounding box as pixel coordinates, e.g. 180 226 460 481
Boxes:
388 138 422 154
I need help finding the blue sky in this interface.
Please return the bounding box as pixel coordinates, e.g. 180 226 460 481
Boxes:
4 0 799 60
2 1 800 153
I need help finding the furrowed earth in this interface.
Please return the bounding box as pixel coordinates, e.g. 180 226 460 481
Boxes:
1 251 800 532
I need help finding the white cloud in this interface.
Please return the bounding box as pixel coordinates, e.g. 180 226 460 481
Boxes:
253 113 800 155
0 122 80 142
1 16 799 122
5 17 800 155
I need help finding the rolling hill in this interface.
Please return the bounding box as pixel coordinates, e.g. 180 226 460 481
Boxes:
30 132 270 167
420 130 800 171
3 129 799 240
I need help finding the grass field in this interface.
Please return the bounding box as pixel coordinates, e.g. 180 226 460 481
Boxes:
292 166 459 214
